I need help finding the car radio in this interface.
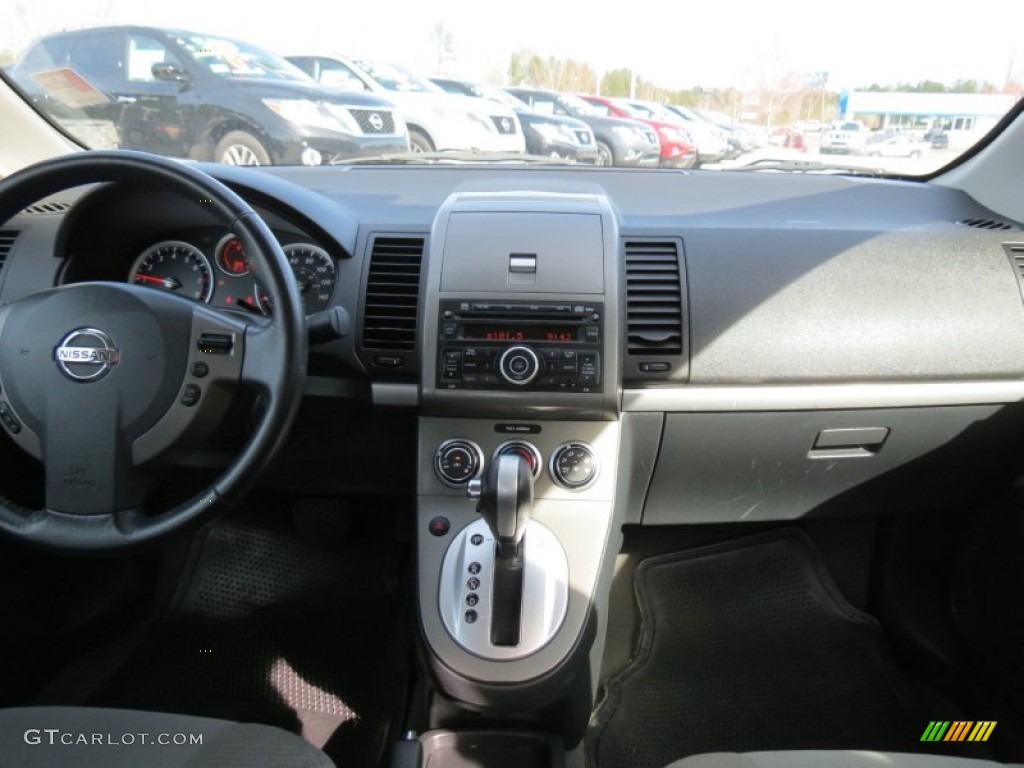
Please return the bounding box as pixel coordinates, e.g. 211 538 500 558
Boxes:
436 300 603 392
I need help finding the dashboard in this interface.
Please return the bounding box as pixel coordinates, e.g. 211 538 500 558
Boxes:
3 162 1024 513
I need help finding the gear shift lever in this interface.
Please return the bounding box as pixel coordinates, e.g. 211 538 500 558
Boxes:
467 453 534 645
470 453 534 558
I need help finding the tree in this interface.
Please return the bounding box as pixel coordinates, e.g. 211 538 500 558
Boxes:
601 69 633 97
432 21 455 76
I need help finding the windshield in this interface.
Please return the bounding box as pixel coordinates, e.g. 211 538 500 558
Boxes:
179 35 310 81
352 60 439 93
2 2 1022 173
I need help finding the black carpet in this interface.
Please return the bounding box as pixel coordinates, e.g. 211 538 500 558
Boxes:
589 529 966 768
92 506 410 767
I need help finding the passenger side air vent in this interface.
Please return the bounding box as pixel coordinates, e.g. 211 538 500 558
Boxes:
624 238 687 380
1003 243 1024 304
359 235 425 371
960 217 1017 231
0 231 17 277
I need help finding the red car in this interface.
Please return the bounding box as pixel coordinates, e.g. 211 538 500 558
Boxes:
578 94 697 168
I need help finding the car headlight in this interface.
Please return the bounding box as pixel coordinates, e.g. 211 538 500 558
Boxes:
534 122 571 142
613 125 640 141
660 127 690 144
262 99 358 134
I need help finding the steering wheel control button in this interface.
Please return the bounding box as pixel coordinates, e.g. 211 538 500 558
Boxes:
434 439 484 487
550 442 600 490
54 328 120 382
191 361 210 378
498 345 540 386
493 441 543 479
0 403 22 435
428 516 451 537
180 384 202 407
197 332 234 354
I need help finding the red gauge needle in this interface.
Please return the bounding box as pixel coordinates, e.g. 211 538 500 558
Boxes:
134 274 181 289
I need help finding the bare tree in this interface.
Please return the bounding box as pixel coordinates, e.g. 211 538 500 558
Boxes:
432 21 455 76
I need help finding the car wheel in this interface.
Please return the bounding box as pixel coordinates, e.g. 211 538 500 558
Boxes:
596 141 614 167
409 129 434 153
215 131 271 166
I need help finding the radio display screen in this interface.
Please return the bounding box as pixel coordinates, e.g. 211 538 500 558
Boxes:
463 324 577 342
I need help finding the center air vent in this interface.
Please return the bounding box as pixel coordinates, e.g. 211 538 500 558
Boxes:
360 235 425 368
624 240 685 376
0 231 18 277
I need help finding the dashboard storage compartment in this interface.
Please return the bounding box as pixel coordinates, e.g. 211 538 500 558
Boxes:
419 730 564 768
642 404 1024 523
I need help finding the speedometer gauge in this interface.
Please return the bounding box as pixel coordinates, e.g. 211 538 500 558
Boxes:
256 244 336 314
286 244 335 313
129 241 213 303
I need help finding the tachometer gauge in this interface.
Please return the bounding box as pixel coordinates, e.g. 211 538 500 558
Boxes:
216 235 250 276
129 241 213 302
256 244 336 314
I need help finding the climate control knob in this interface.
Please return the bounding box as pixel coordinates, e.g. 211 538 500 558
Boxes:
435 439 484 487
498 346 540 386
550 442 599 490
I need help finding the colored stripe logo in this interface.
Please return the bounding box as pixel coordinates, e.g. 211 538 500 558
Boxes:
921 721 997 742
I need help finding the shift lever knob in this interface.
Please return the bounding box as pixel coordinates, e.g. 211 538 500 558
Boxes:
472 453 533 558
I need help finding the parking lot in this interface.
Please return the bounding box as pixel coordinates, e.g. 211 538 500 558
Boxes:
711 130 962 175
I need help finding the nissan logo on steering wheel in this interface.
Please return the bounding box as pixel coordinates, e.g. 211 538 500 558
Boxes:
54 328 121 382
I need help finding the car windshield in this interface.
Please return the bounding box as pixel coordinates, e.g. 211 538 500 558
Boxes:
557 93 602 116
179 35 310 81
353 60 439 93
1 1 1022 173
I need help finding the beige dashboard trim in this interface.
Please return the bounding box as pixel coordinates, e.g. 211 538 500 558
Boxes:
622 381 1024 412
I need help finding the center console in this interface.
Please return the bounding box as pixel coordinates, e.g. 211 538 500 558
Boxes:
414 189 625 752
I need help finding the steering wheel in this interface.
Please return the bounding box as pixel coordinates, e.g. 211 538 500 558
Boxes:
0 151 307 551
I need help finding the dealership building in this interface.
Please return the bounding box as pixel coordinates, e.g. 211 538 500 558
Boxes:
844 91 1018 149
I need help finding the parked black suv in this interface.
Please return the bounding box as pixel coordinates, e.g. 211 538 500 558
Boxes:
8 26 409 165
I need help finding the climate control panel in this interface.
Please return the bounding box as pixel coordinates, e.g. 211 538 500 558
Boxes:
433 437 597 491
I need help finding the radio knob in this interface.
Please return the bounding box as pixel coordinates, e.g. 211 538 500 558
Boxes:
498 346 540 386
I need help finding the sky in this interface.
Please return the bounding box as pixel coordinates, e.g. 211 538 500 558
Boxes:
4 0 1023 93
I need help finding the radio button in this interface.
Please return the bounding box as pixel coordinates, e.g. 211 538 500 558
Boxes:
541 348 563 360
499 346 540 386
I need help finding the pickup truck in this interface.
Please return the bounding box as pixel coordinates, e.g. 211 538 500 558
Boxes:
820 120 869 154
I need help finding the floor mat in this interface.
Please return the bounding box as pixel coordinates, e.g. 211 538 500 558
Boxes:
588 529 977 768
92 506 411 767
